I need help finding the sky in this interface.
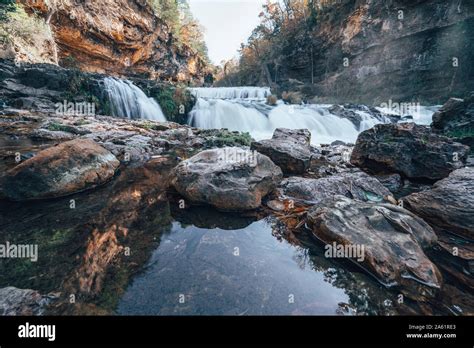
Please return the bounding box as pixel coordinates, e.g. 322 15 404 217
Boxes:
188 0 267 65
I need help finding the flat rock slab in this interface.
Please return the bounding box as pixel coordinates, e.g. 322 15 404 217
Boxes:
307 196 442 298
251 128 312 174
2 138 120 201
172 147 283 211
404 167 474 240
351 123 469 180
279 170 391 205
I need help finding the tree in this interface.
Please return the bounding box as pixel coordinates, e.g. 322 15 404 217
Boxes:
148 0 209 62
219 0 320 86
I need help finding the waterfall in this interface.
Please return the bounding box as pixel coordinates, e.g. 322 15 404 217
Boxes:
189 87 272 99
103 77 166 121
188 87 440 145
187 88 374 145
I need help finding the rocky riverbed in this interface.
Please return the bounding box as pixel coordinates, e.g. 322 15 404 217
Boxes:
0 91 472 315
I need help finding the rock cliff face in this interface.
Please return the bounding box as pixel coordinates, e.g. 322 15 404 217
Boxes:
18 0 208 83
279 0 474 104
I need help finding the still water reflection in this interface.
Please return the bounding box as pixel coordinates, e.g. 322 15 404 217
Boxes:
118 219 352 315
0 159 471 316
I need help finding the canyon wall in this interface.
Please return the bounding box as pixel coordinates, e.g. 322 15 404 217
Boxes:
272 0 474 105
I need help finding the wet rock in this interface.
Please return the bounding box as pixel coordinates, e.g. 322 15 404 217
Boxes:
0 287 57 316
172 147 282 211
404 168 474 240
434 231 474 292
351 123 469 180
375 174 403 193
308 144 356 177
329 105 363 129
30 128 76 141
307 196 442 297
2 138 120 201
279 171 391 205
432 94 474 149
251 128 312 174
266 200 287 212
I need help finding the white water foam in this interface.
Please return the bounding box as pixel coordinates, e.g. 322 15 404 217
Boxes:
376 105 440 125
189 87 272 100
188 88 376 145
104 77 166 121
188 87 440 145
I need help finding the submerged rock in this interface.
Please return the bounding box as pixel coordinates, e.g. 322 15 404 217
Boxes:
404 168 474 240
2 138 120 201
307 196 442 297
172 147 282 211
251 128 312 174
0 287 57 316
351 123 469 180
279 170 391 205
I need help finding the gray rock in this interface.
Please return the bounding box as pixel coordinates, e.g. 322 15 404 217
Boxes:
351 123 469 180
432 94 474 150
307 196 442 298
279 170 391 205
251 128 312 174
329 105 363 129
375 173 403 193
172 147 282 211
30 128 76 141
404 167 474 240
0 287 57 316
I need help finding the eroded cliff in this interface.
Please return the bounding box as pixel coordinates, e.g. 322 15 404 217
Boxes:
310 0 474 104
228 0 474 105
16 0 209 84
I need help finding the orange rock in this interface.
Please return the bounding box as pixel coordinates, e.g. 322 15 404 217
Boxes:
2 139 120 201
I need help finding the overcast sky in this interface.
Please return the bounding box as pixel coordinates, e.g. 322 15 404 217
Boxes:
188 0 267 65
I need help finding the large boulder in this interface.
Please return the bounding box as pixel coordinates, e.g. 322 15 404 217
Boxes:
351 123 469 180
251 128 312 174
172 147 283 211
404 168 474 240
2 139 120 201
432 94 474 149
279 170 392 205
307 196 442 298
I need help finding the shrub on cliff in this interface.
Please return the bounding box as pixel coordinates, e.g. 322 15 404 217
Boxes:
0 3 57 64
148 0 209 62
153 86 195 124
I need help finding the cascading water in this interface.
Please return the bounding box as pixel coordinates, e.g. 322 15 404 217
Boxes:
104 77 166 121
190 87 271 99
188 87 440 145
188 88 369 145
